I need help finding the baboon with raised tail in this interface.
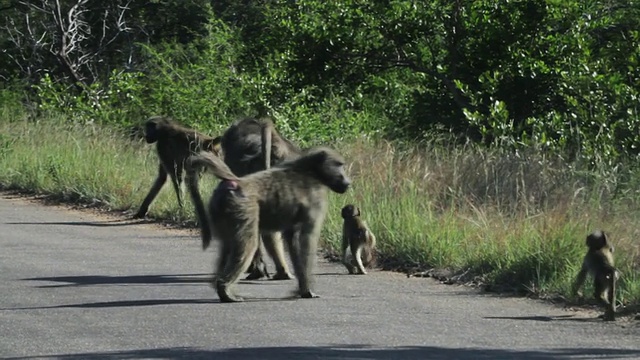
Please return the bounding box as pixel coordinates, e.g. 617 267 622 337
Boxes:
186 147 351 302
220 117 302 280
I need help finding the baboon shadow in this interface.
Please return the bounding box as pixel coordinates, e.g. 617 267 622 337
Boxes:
7 344 640 360
3 295 303 311
3 298 219 311
485 315 601 323
22 273 211 288
5 219 153 227
315 271 347 276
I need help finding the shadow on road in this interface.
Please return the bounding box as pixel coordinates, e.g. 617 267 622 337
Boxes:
484 315 603 323
4 219 153 227
5 345 640 360
2 295 301 310
484 315 601 323
21 273 211 288
3 298 219 310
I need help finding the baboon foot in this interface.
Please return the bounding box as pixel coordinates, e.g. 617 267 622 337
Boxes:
271 272 293 281
245 268 270 280
602 312 616 321
216 282 244 303
356 270 368 275
132 210 147 219
345 265 357 274
299 290 319 299
219 294 245 303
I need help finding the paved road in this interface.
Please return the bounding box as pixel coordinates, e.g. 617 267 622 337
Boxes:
1 194 639 360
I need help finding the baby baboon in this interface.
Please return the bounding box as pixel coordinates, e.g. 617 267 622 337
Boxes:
186 147 351 302
134 116 221 219
572 230 618 321
221 117 302 280
341 204 377 275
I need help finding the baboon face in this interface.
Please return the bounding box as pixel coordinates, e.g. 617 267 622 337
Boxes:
144 120 159 144
311 150 351 194
341 205 360 219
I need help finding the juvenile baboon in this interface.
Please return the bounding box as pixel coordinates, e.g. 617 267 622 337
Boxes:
572 230 618 321
220 117 302 280
134 116 221 219
186 147 351 302
341 204 377 275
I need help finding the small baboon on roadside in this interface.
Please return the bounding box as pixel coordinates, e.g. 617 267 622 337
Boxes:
134 116 221 219
220 117 302 280
341 204 377 275
572 230 618 321
186 147 351 302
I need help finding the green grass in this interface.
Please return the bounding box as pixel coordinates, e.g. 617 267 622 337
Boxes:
2 115 640 311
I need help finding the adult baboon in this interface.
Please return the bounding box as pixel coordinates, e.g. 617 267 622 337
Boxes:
134 116 221 219
186 147 351 302
220 117 302 280
572 230 618 321
341 204 377 275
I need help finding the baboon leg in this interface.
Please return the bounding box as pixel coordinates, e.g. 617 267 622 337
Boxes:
287 223 320 299
211 238 230 288
263 232 293 280
216 219 260 303
134 164 168 218
351 245 367 275
341 242 356 274
596 272 616 321
168 162 184 208
607 272 617 321
245 241 270 280
572 268 587 297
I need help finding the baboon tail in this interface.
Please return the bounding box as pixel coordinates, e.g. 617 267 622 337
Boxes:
185 156 213 250
261 120 273 170
362 246 376 268
188 152 240 182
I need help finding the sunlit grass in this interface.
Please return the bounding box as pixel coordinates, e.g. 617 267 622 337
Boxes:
1 116 640 308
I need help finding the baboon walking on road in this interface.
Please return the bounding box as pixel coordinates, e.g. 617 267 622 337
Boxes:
186 147 351 302
134 116 221 219
220 117 301 280
572 230 618 321
341 205 377 275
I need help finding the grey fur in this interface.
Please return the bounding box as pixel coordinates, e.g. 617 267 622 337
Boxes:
134 116 221 218
341 205 377 275
220 118 302 280
186 147 351 302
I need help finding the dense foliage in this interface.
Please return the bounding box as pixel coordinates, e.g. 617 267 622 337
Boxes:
1 0 639 159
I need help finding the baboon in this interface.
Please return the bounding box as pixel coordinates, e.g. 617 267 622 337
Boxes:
220 117 302 280
341 204 377 275
186 147 351 302
572 230 618 321
134 116 221 219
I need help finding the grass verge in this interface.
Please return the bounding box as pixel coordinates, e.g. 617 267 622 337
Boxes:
2 116 639 313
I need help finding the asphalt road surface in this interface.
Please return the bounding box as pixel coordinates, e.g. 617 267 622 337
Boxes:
1 194 639 360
